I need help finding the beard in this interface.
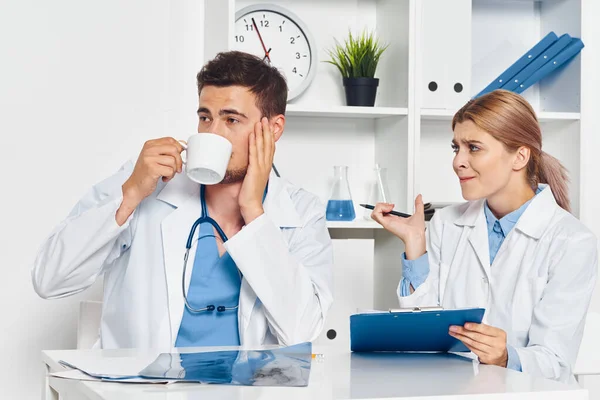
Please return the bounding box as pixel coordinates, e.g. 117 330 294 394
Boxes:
220 167 247 184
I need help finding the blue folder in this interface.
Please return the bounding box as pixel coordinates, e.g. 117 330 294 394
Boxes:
515 37 584 94
501 33 573 92
350 307 485 353
474 31 558 98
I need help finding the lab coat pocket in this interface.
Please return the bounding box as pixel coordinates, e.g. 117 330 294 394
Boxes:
512 276 546 335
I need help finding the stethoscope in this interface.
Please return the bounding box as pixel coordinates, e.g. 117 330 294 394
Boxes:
181 181 271 314
182 184 239 314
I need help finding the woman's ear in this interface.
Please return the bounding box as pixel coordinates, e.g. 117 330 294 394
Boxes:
270 115 285 142
513 146 531 171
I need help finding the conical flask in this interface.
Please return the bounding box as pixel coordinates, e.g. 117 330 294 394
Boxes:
364 164 391 220
326 165 356 221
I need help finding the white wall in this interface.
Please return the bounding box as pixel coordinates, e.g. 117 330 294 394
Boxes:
0 1 202 398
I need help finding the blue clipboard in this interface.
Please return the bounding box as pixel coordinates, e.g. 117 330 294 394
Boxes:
350 307 485 353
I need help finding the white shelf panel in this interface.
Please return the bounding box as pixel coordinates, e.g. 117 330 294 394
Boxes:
420 109 456 120
420 109 581 122
286 104 408 119
537 112 581 122
326 219 384 229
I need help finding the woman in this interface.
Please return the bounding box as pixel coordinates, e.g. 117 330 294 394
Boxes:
372 90 598 383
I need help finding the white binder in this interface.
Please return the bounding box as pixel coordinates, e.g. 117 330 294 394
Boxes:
420 0 472 110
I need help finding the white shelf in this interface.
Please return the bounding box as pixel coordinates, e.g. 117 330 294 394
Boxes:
326 219 384 229
419 109 456 120
286 104 408 119
420 109 581 122
537 112 581 122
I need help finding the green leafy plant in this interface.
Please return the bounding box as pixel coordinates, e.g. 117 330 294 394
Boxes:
325 29 389 79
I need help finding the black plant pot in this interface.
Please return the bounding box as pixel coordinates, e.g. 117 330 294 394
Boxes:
343 77 379 106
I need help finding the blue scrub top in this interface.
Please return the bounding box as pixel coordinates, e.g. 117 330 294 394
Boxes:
175 211 242 347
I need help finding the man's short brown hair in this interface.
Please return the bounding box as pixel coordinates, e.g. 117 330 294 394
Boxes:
197 51 288 118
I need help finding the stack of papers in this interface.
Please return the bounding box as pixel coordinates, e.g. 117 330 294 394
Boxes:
51 342 313 387
51 352 169 383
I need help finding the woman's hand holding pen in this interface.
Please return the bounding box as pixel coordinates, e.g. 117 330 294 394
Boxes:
371 195 427 260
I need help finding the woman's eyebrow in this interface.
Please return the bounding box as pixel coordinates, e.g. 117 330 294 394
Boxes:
458 139 484 145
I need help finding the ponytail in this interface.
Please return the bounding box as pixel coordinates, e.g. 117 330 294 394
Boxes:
539 151 571 212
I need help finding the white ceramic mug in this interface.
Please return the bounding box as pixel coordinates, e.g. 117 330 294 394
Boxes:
179 133 233 185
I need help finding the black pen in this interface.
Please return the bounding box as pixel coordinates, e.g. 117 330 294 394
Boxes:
359 204 411 218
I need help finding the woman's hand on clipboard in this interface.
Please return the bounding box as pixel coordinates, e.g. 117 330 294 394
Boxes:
371 195 427 260
448 323 508 367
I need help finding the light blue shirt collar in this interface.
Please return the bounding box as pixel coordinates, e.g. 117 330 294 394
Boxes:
484 186 543 237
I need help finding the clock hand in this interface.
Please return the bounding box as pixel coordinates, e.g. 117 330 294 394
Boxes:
252 17 271 62
262 48 272 63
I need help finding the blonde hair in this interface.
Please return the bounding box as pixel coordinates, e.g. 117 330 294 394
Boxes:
452 89 570 212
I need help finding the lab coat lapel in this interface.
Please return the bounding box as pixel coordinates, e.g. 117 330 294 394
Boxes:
262 174 303 228
469 212 491 278
456 200 491 278
514 184 557 239
156 173 201 346
238 278 256 344
237 174 302 342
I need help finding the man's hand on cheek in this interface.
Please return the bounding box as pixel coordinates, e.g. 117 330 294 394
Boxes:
239 117 275 224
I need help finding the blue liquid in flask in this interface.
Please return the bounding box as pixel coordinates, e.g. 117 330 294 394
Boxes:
326 200 356 221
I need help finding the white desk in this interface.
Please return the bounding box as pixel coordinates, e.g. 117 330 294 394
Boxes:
43 347 587 400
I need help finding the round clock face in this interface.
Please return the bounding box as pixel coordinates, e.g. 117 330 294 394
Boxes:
234 4 316 101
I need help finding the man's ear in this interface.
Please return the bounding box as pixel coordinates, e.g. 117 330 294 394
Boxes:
513 146 531 172
270 114 285 142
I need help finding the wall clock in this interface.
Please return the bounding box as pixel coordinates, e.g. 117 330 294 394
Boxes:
234 4 317 101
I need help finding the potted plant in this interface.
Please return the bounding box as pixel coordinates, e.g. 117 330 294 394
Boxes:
326 29 389 107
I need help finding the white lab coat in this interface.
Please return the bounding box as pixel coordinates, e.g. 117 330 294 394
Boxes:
399 184 598 382
32 160 334 349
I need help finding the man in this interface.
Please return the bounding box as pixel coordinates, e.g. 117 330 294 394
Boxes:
32 51 334 349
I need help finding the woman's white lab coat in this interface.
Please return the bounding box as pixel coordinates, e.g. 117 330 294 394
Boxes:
400 185 598 382
31 161 334 350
